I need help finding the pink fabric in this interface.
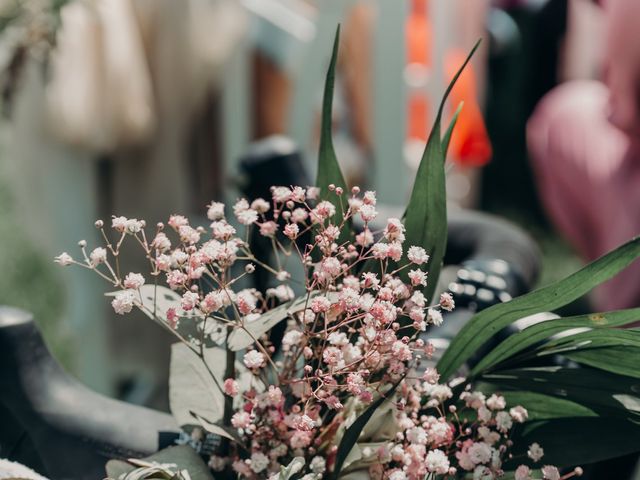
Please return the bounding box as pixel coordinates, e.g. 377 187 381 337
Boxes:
603 0 640 135
528 81 640 311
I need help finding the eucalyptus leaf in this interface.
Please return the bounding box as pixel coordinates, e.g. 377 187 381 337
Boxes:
470 308 640 375
437 235 640 379
105 446 213 480
191 411 247 449
169 344 225 428
227 292 337 351
402 41 480 306
315 25 351 243
278 457 305 480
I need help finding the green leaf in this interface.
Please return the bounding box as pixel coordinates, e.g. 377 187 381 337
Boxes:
437 236 640 379
169 344 224 428
278 457 306 480
442 102 464 159
316 25 350 243
500 390 596 420
509 417 640 467
402 41 479 305
565 346 640 379
105 446 214 480
481 367 640 420
470 308 640 375
528 329 640 378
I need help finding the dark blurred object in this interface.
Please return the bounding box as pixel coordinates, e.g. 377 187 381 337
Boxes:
0 306 178 480
483 0 568 226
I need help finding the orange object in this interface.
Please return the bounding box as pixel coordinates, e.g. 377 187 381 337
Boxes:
406 1 492 167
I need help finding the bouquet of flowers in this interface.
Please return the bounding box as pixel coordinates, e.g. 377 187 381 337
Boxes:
56 29 640 480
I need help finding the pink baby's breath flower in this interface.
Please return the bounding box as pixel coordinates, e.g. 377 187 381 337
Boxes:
284 223 299 239
387 242 403 262
89 247 107 266
359 204 378 222
181 291 199 311
179 225 200 244
361 272 380 290
320 257 342 277
428 309 443 326
168 215 189 230
306 186 320 200
356 228 374 247
237 208 259 226
111 290 137 315
291 208 308 223
408 269 427 286
541 466 560 480
515 465 532 480
123 272 145 289
207 201 225 220
346 372 365 395
323 346 343 366
422 367 440 384
243 350 266 369
528 443 544 462
231 411 252 429
282 330 303 351
250 198 270 213
363 190 377 205
236 290 257 315
290 430 313 449
384 218 406 242
510 406 529 423
155 254 171 271
293 414 315 431
372 243 389 259
167 270 188 290
210 221 236 240
166 307 178 328
291 186 306 202
223 378 239 396
54 252 73 266
111 216 128 232
233 199 250 215
259 221 278 237
440 292 455 311
314 201 336 220
407 246 429 265
271 186 291 203
151 232 171 252
310 295 331 313
201 291 225 313
486 394 506 411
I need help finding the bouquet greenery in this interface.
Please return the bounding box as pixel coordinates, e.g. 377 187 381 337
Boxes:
56 28 640 480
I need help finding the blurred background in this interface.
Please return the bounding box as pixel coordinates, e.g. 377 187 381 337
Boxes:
0 0 636 409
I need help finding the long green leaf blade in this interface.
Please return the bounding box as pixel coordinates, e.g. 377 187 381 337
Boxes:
403 41 480 305
470 308 640 375
331 383 400 479
437 236 640 379
442 101 464 159
509 417 640 467
482 366 640 420
315 25 350 243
